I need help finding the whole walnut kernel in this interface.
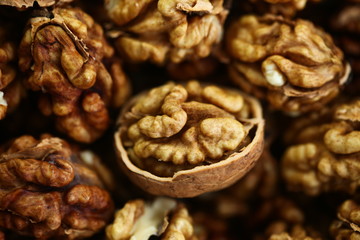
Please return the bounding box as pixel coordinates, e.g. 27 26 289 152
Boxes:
106 198 198 240
105 0 228 64
18 7 131 143
227 14 350 114
0 135 114 239
0 24 25 120
0 0 74 8
282 100 360 195
115 80 264 197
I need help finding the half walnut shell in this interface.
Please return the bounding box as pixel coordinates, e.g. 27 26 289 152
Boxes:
114 80 264 198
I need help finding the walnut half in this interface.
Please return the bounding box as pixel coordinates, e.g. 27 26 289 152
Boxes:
114 80 264 197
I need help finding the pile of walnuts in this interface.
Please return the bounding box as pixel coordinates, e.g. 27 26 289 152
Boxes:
0 0 360 239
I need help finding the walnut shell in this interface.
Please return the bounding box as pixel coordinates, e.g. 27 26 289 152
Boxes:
114 81 264 198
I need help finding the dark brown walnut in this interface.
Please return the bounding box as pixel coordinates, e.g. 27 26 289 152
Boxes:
0 134 114 239
239 0 321 18
106 198 199 240
0 24 25 120
330 199 360 240
227 14 350 114
115 80 264 197
282 100 360 195
104 0 228 65
18 7 131 143
0 0 74 8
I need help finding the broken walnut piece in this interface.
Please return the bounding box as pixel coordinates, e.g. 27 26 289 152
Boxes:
105 0 228 64
115 80 264 197
282 100 360 195
18 7 130 143
227 14 350 114
106 198 198 240
0 134 114 239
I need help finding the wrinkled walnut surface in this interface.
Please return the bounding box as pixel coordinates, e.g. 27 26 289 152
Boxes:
282 100 360 195
105 0 228 64
18 7 130 143
115 80 264 197
106 198 198 240
0 0 74 8
227 14 349 114
0 135 113 239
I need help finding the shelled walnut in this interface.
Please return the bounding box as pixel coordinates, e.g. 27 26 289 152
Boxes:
0 134 114 239
282 100 360 195
104 0 228 65
106 198 198 240
227 14 350 114
330 199 360 240
115 80 264 197
0 24 25 120
267 224 323 240
18 7 131 143
0 0 74 8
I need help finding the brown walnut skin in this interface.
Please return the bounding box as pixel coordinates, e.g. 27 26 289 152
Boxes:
227 14 350 114
114 81 264 198
0 0 74 8
0 135 114 239
18 7 130 143
105 0 228 65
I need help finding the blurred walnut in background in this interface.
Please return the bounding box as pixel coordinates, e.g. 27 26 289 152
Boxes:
238 0 322 18
0 24 25 120
106 198 198 240
18 7 131 143
104 0 228 65
0 134 114 239
227 14 350 114
282 100 360 195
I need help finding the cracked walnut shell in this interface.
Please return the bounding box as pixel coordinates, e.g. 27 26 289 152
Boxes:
105 0 228 64
18 7 131 143
227 14 350 114
106 198 198 240
282 100 360 195
115 80 264 198
0 134 114 239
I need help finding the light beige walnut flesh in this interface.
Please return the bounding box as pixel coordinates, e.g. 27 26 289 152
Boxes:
0 134 114 239
18 7 131 143
115 80 264 197
0 24 25 120
106 198 198 240
227 14 349 114
282 100 360 195
0 0 74 8
105 0 228 64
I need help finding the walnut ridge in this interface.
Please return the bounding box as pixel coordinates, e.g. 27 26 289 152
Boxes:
115 80 264 197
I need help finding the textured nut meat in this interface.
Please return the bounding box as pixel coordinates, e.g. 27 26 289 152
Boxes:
106 198 198 240
282 100 360 195
227 14 350 114
18 7 130 143
115 80 264 197
105 0 228 64
0 0 74 8
0 135 114 239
